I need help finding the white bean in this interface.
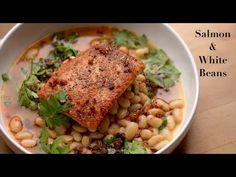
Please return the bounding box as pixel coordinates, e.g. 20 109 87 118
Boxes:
130 95 141 104
21 139 37 148
169 99 184 109
71 131 82 142
172 108 183 123
148 135 164 147
118 97 131 108
117 119 130 127
69 142 81 151
135 47 149 58
125 122 138 140
153 140 169 151
72 124 87 133
90 132 104 139
88 128 97 132
138 115 148 129
139 93 151 105
136 74 146 82
9 115 23 133
61 135 73 144
140 129 152 140
109 101 119 115
160 129 172 141
34 117 45 127
98 116 110 133
128 103 142 112
146 115 162 128
154 99 170 112
25 48 38 60
147 108 164 118
55 125 66 135
119 46 128 53
166 115 176 130
117 108 128 119
108 123 120 135
15 131 33 140
81 136 90 147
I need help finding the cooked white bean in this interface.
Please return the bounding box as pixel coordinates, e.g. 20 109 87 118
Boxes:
61 135 73 144
90 39 100 46
71 131 82 142
146 115 162 128
21 139 37 148
88 128 97 132
55 125 66 135
139 93 150 105
69 142 81 151
140 129 152 140
117 119 130 127
130 95 141 104
34 117 45 127
118 97 130 108
154 99 170 112
119 46 128 53
139 83 148 93
124 91 135 99
169 99 184 109
128 103 142 112
138 115 148 128
117 108 128 119
136 74 146 82
9 115 23 133
172 108 183 123
147 108 164 118
98 116 110 133
160 129 172 141
90 132 104 139
150 128 159 136
109 101 119 115
81 136 90 147
135 47 149 58
119 127 126 134
166 115 175 130
125 122 138 140
72 124 87 133
15 131 33 140
108 123 120 135
134 137 143 142
153 140 169 151
148 135 164 146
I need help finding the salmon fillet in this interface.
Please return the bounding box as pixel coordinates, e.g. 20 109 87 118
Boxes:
38 43 145 129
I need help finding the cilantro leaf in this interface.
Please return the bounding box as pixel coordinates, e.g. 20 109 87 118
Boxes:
38 90 71 128
158 118 168 131
114 30 149 49
65 32 79 43
1 73 10 82
39 127 69 154
142 48 181 89
124 140 147 154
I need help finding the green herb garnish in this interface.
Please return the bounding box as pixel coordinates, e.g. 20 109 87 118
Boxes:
103 135 116 145
158 118 168 131
124 140 147 154
114 30 148 49
1 73 10 82
65 32 79 43
40 127 69 154
38 90 70 128
142 48 181 90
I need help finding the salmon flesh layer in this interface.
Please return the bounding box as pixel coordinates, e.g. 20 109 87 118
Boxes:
38 43 145 129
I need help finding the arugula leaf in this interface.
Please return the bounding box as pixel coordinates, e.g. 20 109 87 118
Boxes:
65 32 78 43
124 140 147 154
39 127 69 154
38 90 71 128
1 73 10 81
142 48 181 89
158 118 168 131
114 30 148 49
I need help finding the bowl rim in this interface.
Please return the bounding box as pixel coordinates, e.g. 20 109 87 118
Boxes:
0 23 199 154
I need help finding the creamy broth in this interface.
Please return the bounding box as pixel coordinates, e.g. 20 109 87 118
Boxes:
0 26 185 154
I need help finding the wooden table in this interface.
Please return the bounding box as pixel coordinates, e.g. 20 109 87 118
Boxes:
0 23 235 153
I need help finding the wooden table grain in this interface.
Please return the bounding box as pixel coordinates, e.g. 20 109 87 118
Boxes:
0 23 235 154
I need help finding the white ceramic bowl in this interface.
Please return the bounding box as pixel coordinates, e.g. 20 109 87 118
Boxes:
0 23 199 154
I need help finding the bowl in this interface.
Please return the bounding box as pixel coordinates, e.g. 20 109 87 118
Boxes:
0 23 199 154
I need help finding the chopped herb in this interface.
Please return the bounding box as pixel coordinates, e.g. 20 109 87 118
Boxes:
65 32 78 43
114 30 148 49
3 96 11 106
158 118 168 131
49 42 79 61
52 31 64 41
124 140 147 154
38 90 71 128
40 127 69 154
103 135 116 145
142 48 181 89
1 73 10 81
